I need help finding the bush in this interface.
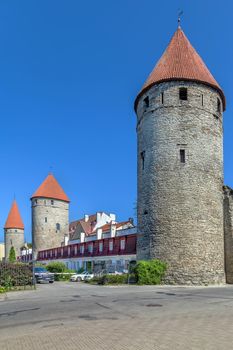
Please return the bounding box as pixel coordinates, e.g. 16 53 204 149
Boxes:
46 262 67 273
54 273 73 282
0 286 7 293
135 259 167 285
92 274 128 285
0 263 33 289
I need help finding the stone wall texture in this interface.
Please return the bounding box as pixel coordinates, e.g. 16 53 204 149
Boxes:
4 228 24 260
32 198 69 258
136 81 225 285
223 186 233 283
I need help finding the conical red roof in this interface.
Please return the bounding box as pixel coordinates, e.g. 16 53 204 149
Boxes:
5 200 24 229
31 174 70 202
135 27 225 110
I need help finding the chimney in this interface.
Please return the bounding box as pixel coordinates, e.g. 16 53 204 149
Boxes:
80 232 85 243
97 228 102 240
110 223 117 238
84 214 89 222
110 213 116 223
64 234 69 246
97 212 102 224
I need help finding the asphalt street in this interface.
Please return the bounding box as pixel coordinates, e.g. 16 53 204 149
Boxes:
1 282 233 349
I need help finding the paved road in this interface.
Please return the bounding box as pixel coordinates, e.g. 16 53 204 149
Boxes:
1 282 233 349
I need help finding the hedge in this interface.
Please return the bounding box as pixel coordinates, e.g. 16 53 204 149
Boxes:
0 263 33 290
91 274 128 285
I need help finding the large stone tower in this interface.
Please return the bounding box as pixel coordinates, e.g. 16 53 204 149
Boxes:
4 200 25 260
135 27 226 285
31 174 70 259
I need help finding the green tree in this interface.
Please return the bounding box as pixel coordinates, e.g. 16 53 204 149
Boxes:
9 246 16 263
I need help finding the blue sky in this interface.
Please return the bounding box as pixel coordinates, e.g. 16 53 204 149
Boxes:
0 0 232 243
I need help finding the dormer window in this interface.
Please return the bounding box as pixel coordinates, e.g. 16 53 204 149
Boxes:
179 88 187 101
143 96 149 109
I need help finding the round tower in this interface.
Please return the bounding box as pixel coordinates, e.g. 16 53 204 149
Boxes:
135 27 226 285
31 174 70 259
4 200 25 260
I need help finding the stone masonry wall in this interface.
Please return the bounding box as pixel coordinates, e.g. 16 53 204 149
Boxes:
32 198 69 258
4 228 24 260
136 81 225 285
223 186 233 283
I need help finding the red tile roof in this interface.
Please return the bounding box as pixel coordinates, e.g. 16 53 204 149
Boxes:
100 221 132 232
135 27 225 110
5 200 24 229
31 174 70 202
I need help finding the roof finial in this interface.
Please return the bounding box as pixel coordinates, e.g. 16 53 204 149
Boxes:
178 9 183 28
49 165 53 175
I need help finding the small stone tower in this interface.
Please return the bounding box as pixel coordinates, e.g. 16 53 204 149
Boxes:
4 200 25 260
31 174 70 259
135 27 226 285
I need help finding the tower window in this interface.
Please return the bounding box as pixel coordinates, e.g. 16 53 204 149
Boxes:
143 96 149 109
201 94 204 106
140 151 145 170
180 149 186 163
56 223 60 231
217 98 221 112
179 88 187 100
51 200 54 205
45 217 47 223
161 92 164 104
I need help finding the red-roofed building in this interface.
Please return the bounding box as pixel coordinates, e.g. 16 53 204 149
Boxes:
31 174 70 258
4 200 25 261
37 212 137 273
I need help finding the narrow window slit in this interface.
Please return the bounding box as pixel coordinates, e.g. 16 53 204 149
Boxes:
143 96 149 109
161 92 164 104
180 149 186 163
140 151 145 170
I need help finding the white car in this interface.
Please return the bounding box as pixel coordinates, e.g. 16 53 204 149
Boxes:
70 271 94 282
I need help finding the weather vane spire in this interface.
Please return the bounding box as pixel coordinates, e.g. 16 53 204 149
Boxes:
178 9 183 28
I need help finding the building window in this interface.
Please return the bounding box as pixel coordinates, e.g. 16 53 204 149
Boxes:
35 199 37 205
201 94 204 106
161 92 164 104
88 243 93 253
140 151 145 170
56 223 60 231
99 242 103 252
80 245 84 254
44 200 46 205
120 239 125 250
143 96 149 109
109 240 113 251
180 149 186 163
217 98 221 112
179 88 187 100
15 229 17 233
45 217 47 223
51 200 54 205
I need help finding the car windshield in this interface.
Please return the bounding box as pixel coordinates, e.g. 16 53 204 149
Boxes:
35 267 47 273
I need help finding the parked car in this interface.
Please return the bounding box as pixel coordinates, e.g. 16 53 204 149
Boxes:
34 267 54 284
70 271 94 282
